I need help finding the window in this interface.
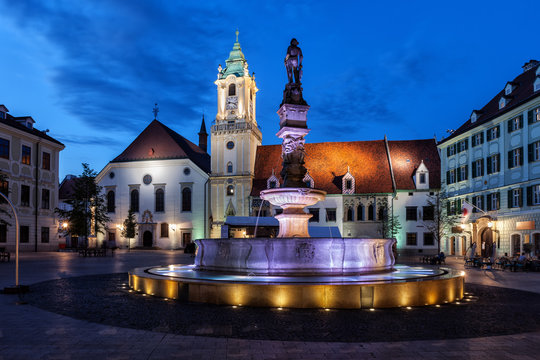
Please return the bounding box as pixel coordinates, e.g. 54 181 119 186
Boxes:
446 169 456 184
326 208 336 222
227 162 233 173
345 179 352 190
182 187 191 212
228 83 236 96
368 204 375 221
41 227 49 243
472 195 483 212
486 193 500 211
486 125 500 141
423 206 434 221
20 226 29 243
471 132 484 147
419 173 426 184
528 141 540 163
508 148 523 169
0 180 8 203
304 180 311 188
447 144 456 156
269 181 277 189
472 159 484 178
227 185 234 196
108 232 116 242
357 204 364 221
346 207 353 221
512 234 521 255
508 115 523 133
423 232 434 246
527 185 540 206
309 208 319 222
155 188 164 212
487 154 500 174
183 167 190 175
458 165 468 182
21 185 30 207
226 141 234 150
41 189 50 209
0 138 9 159
21 145 31 165
529 107 540 124
42 152 50 170
160 223 169 238
0 224 6 243
508 188 522 208
130 189 139 212
106 190 115 213
406 233 417 246
457 139 468 153
406 206 417 221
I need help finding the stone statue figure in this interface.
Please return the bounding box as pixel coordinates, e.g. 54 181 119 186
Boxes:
285 38 303 84
280 133 307 187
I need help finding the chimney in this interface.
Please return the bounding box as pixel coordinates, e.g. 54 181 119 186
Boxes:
522 60 539 72
198 115 208 153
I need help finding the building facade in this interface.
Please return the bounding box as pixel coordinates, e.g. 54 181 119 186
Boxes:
0 105 64 251
96 119 210 249
209 32 262 237
438 60 540 257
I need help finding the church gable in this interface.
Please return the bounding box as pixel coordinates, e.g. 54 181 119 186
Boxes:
112 120 210 173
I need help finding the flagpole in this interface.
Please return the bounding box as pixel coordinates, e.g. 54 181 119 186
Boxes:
462 200 488 216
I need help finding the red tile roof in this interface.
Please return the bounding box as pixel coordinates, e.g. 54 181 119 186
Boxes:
251 139 440 196
112 120 210 173
59 175 78 200
440 63 540 145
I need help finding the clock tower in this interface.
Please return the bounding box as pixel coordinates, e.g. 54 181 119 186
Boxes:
210 31 262 237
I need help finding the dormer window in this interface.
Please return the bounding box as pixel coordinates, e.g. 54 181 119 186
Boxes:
534 77 540 92
470 112 477 123
269 180 277 189
499 97 508 109
414 160 429 190
342 167 355 195
303 172 314 188
267 169 280 189
505 83 513 95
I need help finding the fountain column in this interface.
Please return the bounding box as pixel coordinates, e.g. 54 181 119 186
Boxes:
260 38 326 238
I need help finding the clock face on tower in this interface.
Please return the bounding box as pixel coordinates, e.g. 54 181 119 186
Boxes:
226 96 238 110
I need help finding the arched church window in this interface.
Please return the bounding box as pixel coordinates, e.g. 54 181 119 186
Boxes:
107 191 115 213
227 162 233 173
228 84 236 96
155 188 164 212
227 185 234 196
357 204 364 221
368 204 375 221
130 189 139 212
346 207 354 222
182 187 192 212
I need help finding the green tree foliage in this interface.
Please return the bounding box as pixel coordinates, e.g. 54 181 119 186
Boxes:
121 209 137 248
377 197 402 239
55 163 110 244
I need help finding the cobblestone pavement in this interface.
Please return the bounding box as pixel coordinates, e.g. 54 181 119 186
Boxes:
1 251 540 359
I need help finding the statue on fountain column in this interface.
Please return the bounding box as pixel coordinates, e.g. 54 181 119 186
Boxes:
282 38 307 106
280 133 308 188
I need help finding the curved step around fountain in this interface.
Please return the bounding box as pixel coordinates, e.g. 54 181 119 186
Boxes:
194 237 396 276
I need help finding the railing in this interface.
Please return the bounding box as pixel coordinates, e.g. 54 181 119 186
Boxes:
211 122 255 132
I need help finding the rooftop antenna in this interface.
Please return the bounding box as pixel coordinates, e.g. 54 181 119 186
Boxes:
152 103 159 120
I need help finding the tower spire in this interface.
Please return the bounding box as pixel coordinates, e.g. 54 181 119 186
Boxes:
198 114 208 153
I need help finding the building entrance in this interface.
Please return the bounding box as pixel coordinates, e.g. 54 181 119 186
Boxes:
481 228 493 258
143 231 153 247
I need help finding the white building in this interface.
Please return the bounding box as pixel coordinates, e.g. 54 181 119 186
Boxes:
0 105 65 251
96 118 210 249
438 60 540 257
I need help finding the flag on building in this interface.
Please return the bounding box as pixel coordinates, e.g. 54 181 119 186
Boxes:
461 200 473 223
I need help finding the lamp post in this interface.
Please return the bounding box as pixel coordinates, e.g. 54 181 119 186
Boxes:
0 192 22 291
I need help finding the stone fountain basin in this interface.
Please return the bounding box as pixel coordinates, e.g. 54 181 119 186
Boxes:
260 187 326 208
195 237 396 275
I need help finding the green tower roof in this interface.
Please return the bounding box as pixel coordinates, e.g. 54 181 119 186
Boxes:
220 30 249 78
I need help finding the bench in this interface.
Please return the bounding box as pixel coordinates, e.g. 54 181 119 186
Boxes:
0 247 10 262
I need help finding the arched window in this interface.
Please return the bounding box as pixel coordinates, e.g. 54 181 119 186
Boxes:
107 191 115 213
346 207 353 222
357 204 364 221
227 185 234 196
182 187 191 212
130 189 139 212
155 188 164 212
227 162 233 174
368 204 375 221
228 84 236 96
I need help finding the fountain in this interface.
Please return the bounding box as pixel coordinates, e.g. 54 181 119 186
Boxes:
129 39 464 308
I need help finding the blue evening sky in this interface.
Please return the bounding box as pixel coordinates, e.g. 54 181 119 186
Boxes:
1 0 538 179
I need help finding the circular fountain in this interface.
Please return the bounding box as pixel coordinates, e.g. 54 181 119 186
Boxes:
129 38 464 308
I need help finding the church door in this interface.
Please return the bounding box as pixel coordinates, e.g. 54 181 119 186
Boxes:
481 228 493 258
143 231 153 247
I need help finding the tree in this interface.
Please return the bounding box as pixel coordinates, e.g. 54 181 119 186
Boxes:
425 191 460 253
377 197 402 239
0 173 12 226
55 163 110 246
121 209 137 250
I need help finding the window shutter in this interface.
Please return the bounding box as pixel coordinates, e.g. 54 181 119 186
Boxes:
471 136 476 147
446 171 450 184
486 194 492 211
529 109 534 124
508 120 512 133
487 130 492 141
480 132 484 144
528 143 534 163
487 157 492 174
527 186 532 206
497 154 500 171
446 201 451 215
496 192 500 209
465 165 468 180
508 190 513 208
464 139 468 150
481 159 484 176
520 147 524 166
457 168 461 182
508 150 513 168
447 146 450 157
496 125 500 138
457 198 462 213
519 115 524 129
472 164 477 178
480 195 484 211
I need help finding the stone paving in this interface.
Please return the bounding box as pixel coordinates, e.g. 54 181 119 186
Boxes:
1 251 540 359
